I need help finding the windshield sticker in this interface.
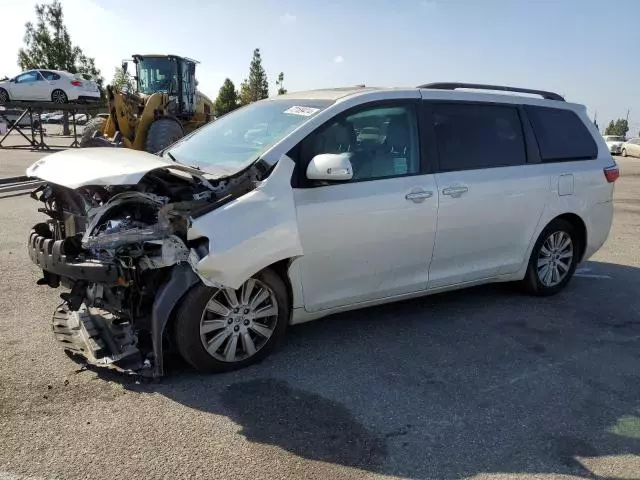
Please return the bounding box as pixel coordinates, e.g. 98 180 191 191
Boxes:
284 106 320 116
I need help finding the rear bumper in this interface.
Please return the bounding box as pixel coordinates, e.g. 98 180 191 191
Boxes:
583 201 614 261
28 223 121 285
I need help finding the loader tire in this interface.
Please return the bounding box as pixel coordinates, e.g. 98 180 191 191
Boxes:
80 117 107 148
144 117 184 154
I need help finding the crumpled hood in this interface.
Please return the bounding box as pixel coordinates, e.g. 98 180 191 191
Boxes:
26 147 205 189
606 141 624 147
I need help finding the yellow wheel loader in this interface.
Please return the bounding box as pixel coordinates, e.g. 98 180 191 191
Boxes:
81 54 214 153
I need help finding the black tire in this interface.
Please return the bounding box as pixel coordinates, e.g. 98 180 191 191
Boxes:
0 88 9 105
621 148 627 157
174 268 289 373
522 219 580 296
51 89 68 104
79 117 106 147
144 117 184 153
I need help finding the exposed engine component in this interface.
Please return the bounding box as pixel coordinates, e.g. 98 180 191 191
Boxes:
28 162 265 375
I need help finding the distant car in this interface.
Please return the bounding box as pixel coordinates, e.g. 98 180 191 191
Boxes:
47 113 65 124
0 107 40 129
603 135 626 155
40 111 62 123
0 69 100 105
73 113 88 125
621 138 640 158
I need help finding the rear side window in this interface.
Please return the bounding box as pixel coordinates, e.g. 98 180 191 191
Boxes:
432 103 526 171
40 71 61 81
525 105 597 161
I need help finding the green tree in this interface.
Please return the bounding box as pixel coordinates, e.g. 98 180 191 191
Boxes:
111 66 135 93
18 0 104 134
276 72 287 95
239 48 269 105
214 78 239 117
605 118 629 137
604 120 616 135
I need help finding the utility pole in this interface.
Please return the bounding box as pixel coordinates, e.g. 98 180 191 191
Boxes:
626 109 630 122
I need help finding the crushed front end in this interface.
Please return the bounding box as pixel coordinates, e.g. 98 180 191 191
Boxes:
27 161 261 377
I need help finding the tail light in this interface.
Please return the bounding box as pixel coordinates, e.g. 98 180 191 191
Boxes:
604 165 619 183
70 80 82 87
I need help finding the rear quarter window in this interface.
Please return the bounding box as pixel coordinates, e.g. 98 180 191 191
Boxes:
525 105 597 161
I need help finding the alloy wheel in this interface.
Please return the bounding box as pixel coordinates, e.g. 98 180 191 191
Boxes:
199 278 279 363
537 230 573 287
52 90 67 103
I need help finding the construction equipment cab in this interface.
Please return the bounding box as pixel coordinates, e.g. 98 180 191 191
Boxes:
80 54 214 153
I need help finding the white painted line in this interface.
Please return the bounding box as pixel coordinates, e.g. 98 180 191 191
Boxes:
574 273 612 279
575 267 592 274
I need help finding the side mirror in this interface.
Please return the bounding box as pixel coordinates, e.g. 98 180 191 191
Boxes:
306 153 353 182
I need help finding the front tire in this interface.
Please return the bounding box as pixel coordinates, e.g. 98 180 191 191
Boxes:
144 117 184 153
522 219 580 296
51 89 68 104
0 88 9 104
621 148 627 157
174 269 289 373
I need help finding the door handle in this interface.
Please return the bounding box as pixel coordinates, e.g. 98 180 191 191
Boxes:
405 190 433 202
442 186 468 198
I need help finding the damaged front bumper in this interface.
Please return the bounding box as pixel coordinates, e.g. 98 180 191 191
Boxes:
28 223 199 377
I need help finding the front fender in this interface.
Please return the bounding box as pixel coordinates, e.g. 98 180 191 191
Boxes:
188 156 302 289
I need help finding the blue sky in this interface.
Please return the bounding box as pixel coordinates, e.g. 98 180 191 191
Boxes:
1 0 638 134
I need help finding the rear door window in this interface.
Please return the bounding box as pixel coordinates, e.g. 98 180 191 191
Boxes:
40 71 61 81
525 105 597 161
431 103 527 171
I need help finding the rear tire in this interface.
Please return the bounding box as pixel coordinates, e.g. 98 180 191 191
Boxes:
79 117 107 148
174 269 289 373
0 88 9 105
51 89 68 104
144 117 184 153
522 219 580 296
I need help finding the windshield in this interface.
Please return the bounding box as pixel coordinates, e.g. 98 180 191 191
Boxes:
136 57 178 95
166 99 333 175
604 136 625 142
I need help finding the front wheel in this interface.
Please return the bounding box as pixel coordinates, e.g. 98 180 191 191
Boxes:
621 148 627 157
174 269 289 373
522 219 580 296
144 117 184 153
0 88 9 104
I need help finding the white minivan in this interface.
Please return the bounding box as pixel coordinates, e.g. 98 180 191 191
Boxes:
26 83 617 376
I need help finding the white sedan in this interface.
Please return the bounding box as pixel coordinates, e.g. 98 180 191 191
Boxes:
603 135 626 155
0 69 100 105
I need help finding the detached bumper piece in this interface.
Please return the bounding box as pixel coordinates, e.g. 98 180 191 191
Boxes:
52 305 149 375
28 223 122 287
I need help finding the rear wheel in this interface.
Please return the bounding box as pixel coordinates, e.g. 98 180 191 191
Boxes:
174 269 289 373
0 88 9 104
144 117 184 153
522 219 580 296
79 117 107 147
51 89 68 104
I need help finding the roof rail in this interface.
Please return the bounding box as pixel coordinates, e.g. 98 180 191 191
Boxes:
418 82 565 102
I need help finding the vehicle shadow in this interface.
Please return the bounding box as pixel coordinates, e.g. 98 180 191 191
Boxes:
96 260 640 480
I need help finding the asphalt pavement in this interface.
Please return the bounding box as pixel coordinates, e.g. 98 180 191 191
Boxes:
0 152 639 480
